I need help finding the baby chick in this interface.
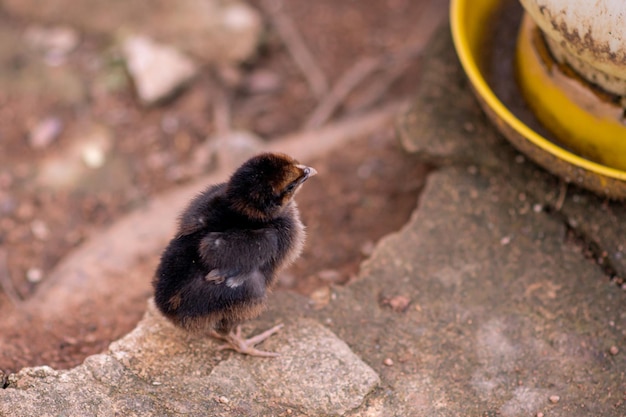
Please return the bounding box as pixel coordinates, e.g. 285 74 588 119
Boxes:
153 152 316 357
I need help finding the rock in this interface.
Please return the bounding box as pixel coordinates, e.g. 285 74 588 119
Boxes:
396 22 626 282
28 117 63 149
122 36 198 105
323 24 626 417
1 300 379 417
234 320 380 415
309 286 332 310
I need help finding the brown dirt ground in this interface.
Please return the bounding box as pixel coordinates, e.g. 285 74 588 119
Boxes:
0 0 444 372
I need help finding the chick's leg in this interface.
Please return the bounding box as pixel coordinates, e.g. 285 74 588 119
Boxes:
210 324 284 357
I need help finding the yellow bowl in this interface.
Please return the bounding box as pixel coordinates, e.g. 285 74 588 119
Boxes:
450 0 626 199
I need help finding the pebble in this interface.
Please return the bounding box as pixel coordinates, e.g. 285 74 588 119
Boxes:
217 396 230 404
309 286 331 310
384 295 411 312
82 145 106 168
29 117 63 149
123 36 198 105
609 345 619 355
463 121 475 132
26 268 43 284
536 413 544 417
549 395 560 404
222 2 259 32
317 269 341 283
30 219 50 240
383 358 394 366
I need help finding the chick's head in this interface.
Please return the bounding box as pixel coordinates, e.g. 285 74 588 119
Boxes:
226 152 317 220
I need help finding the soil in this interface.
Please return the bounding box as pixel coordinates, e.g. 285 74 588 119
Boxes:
0 0 444 372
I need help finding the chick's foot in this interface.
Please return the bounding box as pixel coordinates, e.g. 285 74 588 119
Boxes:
211 324 284 357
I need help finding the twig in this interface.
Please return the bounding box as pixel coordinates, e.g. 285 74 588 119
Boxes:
304 56 382 129
345 58 413 113
260 0 328 100
554 181 568 211
304 45 424 130
304 0 448 129
270 99 410 159
0 249 23 307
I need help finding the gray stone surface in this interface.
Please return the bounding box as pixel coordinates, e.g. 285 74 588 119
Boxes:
397 25 626 281
319 165 625 416
1 300 379 416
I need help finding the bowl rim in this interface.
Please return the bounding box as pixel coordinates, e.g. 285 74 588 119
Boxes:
449 0 626 181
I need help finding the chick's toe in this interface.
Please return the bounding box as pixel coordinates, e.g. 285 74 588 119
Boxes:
211 324 284 357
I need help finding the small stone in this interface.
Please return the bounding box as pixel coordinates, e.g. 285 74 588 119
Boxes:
30 220 50 240
82 145 105 168
309 286 331 310
221 3 259 32
152 381 162 386
123 36 197 105
500 236 511 245
463 121 475 132
549 395 560 403
26 268 43 284
533 204 543 213
317 269 341 282
609 345 619 355
29 117 63 149
537 413 544 417
217 396 229 404
383 358 394 366
383 295 411 312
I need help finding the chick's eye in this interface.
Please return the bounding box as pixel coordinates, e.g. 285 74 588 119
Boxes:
285 182 297 193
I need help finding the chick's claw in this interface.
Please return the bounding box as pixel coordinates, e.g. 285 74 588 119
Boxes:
211 324 284 357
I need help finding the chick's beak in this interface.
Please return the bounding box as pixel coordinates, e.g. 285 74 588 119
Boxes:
296 164 317 181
